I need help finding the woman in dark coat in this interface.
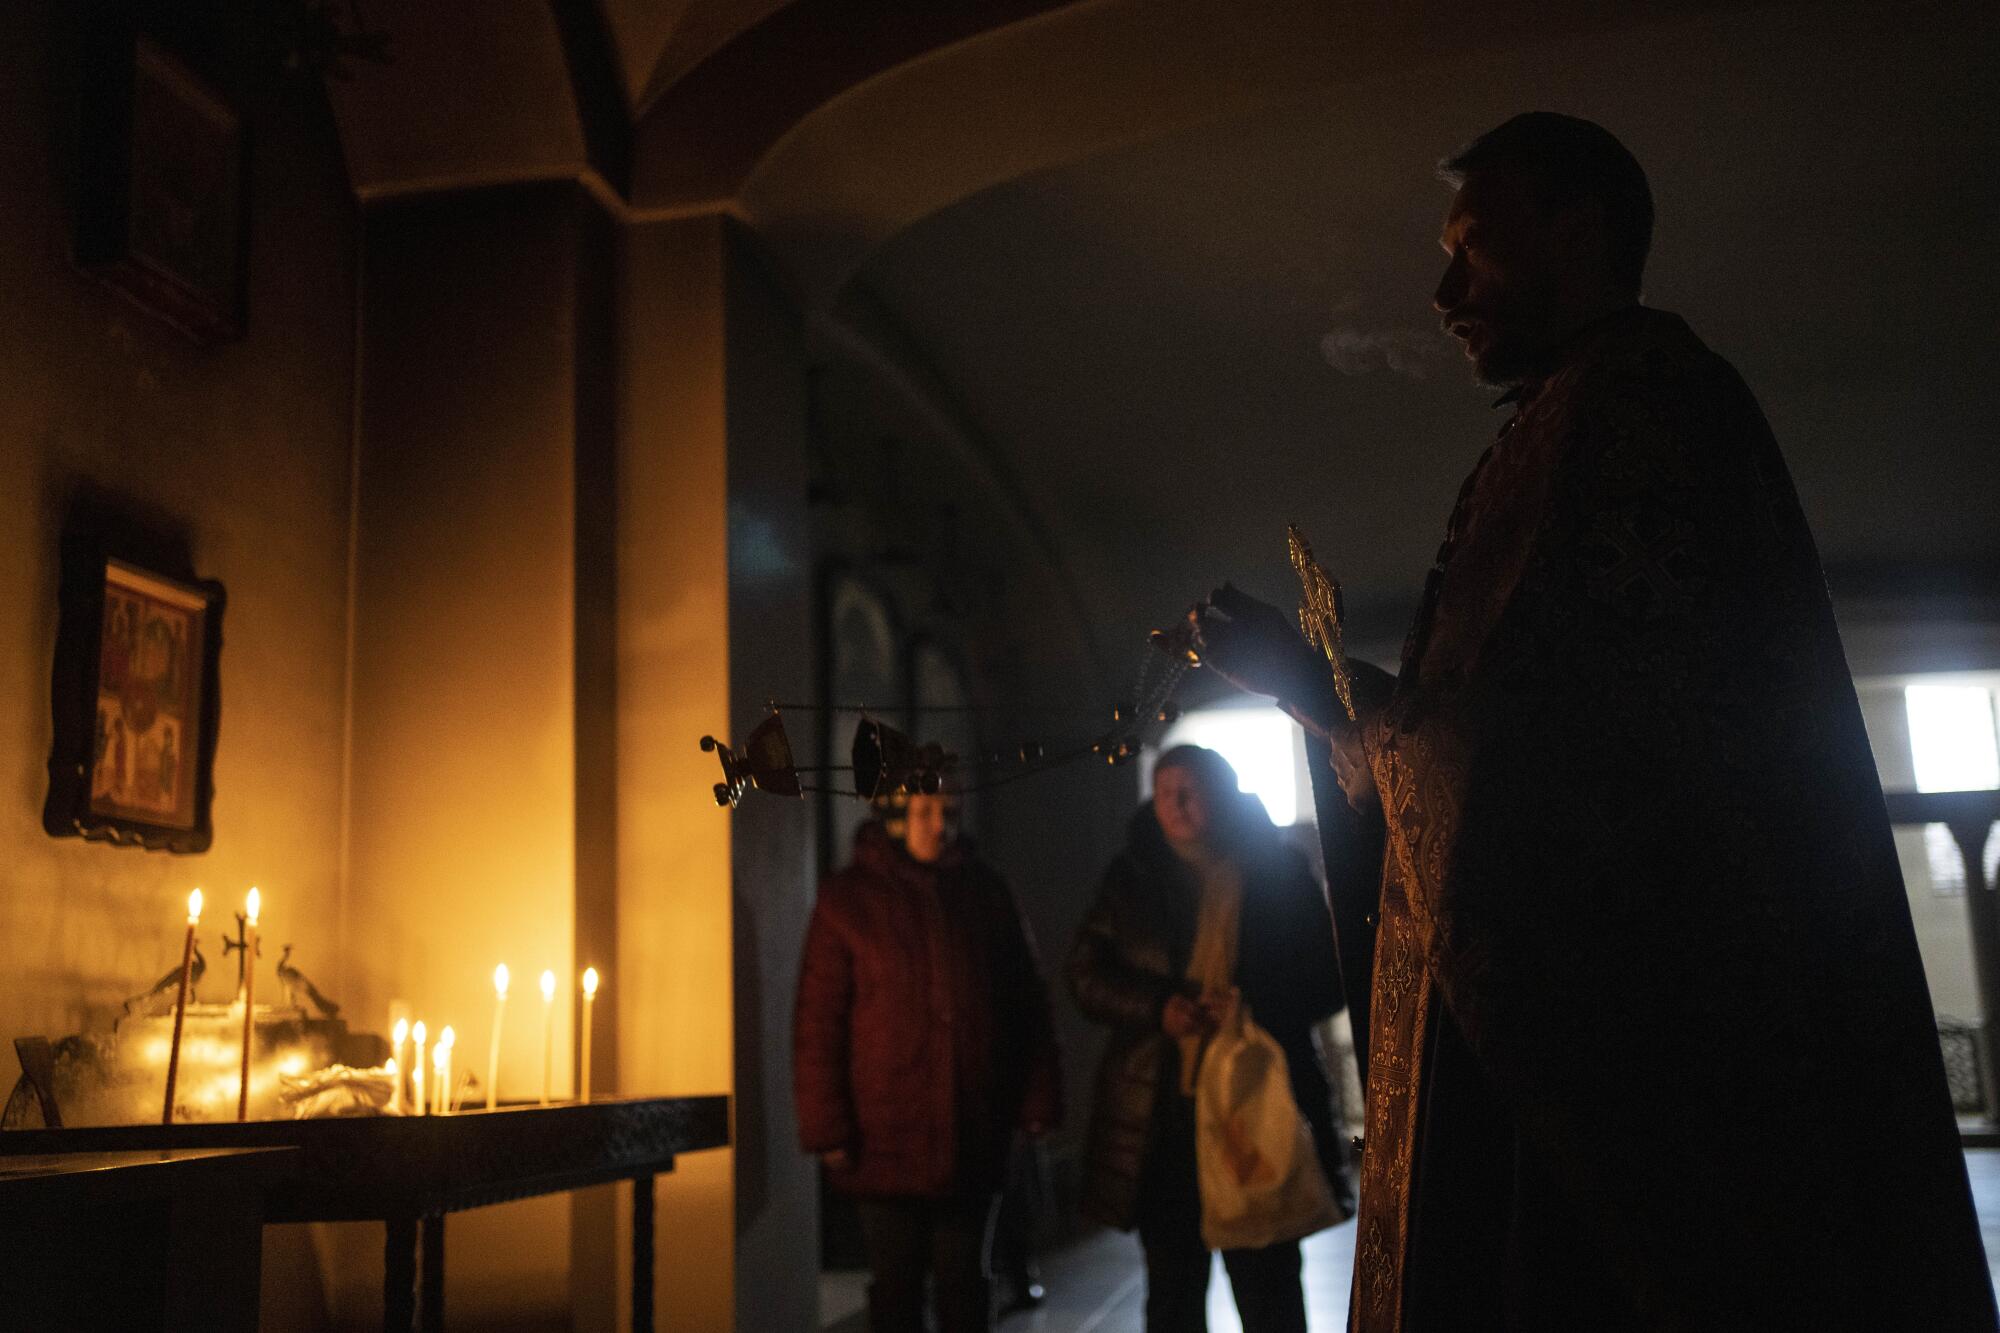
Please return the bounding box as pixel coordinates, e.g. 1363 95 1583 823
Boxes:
1069 744 1350 1333
794 789 1061 1333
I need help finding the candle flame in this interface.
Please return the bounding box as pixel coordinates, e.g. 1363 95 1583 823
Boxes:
494 963 510 997
540 970 556 1001
392 1017 409 1045
439 1025 456 1049
187 888 204 923
582 967 599 998
413 1020 427 1045
433 1041 449 1069
245 886 261 926
386 1057 398 1075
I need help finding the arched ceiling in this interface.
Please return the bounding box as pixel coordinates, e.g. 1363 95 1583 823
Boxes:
318 0 2000 667
836 0 2000 655
735 0 1776 303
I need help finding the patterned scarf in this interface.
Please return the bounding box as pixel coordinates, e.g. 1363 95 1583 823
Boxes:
1167 833 1243 1095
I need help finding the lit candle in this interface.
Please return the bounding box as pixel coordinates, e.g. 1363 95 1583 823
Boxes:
162 888 203 1124
236 887 261 1122
579 967 599 1105
412 1020 428 1117
389 1017 409 1113
434 1026 455 1116
487 964 509 1111
539 969 555 1105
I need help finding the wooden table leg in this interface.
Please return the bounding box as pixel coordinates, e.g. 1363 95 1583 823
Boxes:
420 1213 446 1330
631 1174 654 1333
384 1214 417 1333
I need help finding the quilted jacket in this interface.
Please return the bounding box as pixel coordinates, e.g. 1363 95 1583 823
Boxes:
1068 796 1344 1228
793 822 1061 1197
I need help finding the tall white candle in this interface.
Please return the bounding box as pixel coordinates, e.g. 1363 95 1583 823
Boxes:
237 887 261 1123
390 1017 409 1114
434 1026 454 1116
162 888 203 1125
487 964 509 1111
539 970 556 1105
579 967 599 1105
412 1021 428 1117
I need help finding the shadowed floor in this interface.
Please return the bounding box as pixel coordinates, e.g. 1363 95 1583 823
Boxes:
988 1217 1354 1333
826 1149 2000 1330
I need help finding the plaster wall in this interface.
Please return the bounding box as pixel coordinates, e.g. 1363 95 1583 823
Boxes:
723 223 820 1333
338 183 587 1329
1 11 800 1327
615 214 738 1331
0 5 357 1323
0 0 355 1056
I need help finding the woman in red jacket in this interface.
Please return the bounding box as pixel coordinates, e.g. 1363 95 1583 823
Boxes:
793 787 1061 1333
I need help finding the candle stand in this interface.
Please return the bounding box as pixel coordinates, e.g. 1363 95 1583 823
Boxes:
0 1095 728 1332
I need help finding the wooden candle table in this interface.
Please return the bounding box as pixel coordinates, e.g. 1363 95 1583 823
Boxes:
0 1095 728 1332
0 1146 300 1332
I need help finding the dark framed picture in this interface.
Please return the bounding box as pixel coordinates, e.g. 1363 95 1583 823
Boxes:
75 32 248 343
44 540 225 853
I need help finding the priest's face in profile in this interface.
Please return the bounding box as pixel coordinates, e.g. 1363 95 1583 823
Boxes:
1153 765 1213 845
1433 170 1573 386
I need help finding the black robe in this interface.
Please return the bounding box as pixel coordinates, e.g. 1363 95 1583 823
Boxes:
1314 306 1994 1330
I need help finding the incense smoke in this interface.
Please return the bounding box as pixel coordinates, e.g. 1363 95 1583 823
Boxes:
1318 326 1442 379
1318 294 1445 379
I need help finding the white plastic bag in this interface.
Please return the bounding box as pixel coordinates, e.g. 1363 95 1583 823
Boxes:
1194 992 1343 1251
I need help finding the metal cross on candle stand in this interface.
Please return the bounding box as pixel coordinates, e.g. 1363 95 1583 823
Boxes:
220 910 264 999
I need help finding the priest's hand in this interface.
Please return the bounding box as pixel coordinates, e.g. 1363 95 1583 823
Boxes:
1189 584 1337 729
1329 719 1381 815
1329 660 1393 814
819 1147 854 1171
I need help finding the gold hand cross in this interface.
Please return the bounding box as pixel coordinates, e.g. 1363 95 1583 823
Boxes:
1287 524 1357 724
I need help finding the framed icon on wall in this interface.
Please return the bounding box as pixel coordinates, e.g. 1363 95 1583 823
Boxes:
44 536 225 853
74 32 248 343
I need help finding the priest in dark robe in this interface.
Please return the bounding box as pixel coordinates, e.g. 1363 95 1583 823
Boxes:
1192 113 1994 1330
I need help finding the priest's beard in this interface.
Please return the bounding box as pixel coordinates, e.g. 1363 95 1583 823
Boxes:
1463 275 1565 389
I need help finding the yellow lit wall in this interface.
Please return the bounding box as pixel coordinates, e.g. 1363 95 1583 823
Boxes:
336 183 590 1328
615 214 738 1331
3 17 769 1327
0 10 357 1322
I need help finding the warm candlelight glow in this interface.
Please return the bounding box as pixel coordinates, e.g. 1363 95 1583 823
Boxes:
434 1027 455 1116
390 1017 409 1113
579 967 600 1105
237 887 261 1122
413 1021 429 1116
163 889 203 1123
487 966 509 1111
539 970 555 1105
